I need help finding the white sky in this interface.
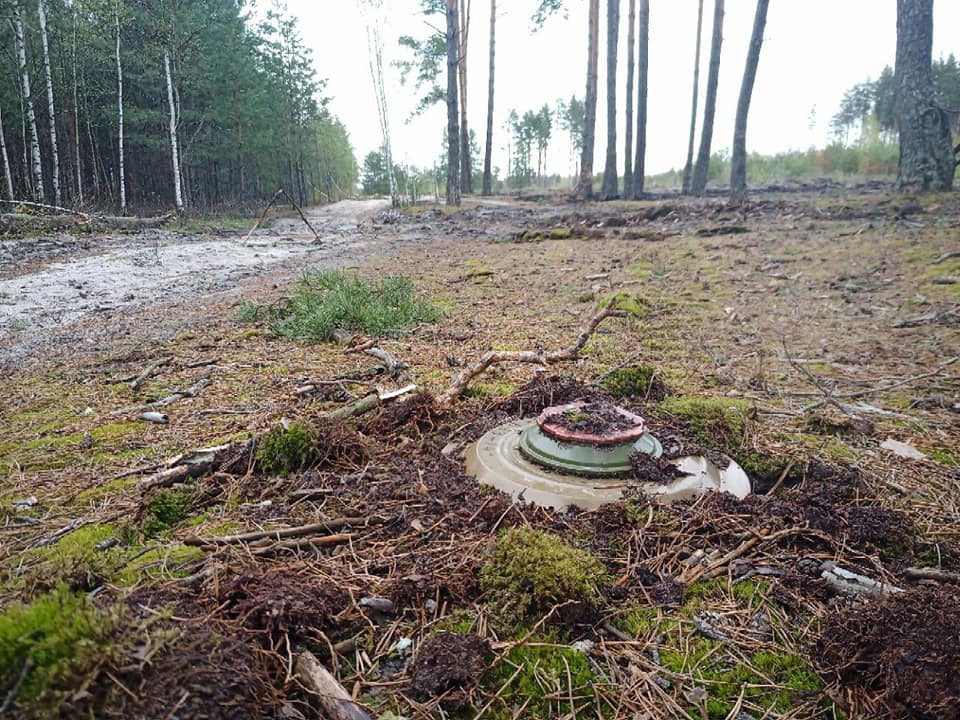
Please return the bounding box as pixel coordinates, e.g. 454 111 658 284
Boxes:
286 0 960 178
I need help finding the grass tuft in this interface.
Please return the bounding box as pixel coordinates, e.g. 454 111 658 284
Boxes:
239 271 440 341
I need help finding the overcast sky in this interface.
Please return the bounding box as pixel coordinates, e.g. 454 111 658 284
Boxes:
285 0 960 178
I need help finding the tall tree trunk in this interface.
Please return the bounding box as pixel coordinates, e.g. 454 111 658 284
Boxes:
682 0 704 194
445 0 461 206
14 1 45 202
164 48 184 210
72 4 83 205
730 0 769 200
622 0 636 197
38 0 61 206
578 0 600 200
0 104 13 200
364 13 398 206
115 0 127 213
895 0 954 191
599 0 620 199
631 0 649 199
481 0 495 195
458 0 472 194
691 0 723 196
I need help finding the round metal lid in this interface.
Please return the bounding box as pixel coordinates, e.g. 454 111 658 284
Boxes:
537 402 647 445
519 423 662 477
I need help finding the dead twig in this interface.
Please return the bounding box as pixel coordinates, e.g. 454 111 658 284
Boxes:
243 187 321 243
439 303 628 405
128 357 172 391
183 517 373 546
296 650 373 720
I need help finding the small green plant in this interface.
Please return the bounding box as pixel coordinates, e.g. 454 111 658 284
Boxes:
141 490 194 538
659 396 751 455
256 424 316 475
0 586 118 716
240 271 441 341
479 526 608 629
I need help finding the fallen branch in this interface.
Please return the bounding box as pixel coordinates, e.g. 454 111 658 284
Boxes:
327 392 380 420
801 356 958 413
138 443 235 491
243 187 320 243
296 650 373 720
112 377 211 416
129 357 172 391
820 561 903 596
363 347 404 376
184 516 371 546
438 303 628 406
250 534 353 555
904 566 960 584
0 198 90 218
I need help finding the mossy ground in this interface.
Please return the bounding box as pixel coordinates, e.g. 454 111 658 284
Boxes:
1 193 958 719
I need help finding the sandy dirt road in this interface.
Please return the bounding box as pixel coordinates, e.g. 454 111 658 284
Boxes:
0 199 389 368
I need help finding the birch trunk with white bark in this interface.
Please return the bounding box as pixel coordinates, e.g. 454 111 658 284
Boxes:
164 48 184 210
38 0 61 206
116 1 127 213
0 104 14 200
14 1 45 202
72 5 83 205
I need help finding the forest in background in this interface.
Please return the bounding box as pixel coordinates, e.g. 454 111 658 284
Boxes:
0 0 358 213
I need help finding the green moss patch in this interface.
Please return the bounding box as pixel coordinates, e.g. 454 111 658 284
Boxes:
479 526 608 630
600 365 667 401
141 489 195 538
659 396 751 455
28 524 128 593
0 586 119 716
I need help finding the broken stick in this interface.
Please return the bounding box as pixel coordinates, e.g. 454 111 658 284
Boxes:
296 651 372 720
438 303 628 406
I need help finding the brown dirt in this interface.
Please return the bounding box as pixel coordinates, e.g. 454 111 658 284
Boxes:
409 632 490 706
2 192 959 719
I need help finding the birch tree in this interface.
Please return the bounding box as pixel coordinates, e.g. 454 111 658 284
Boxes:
115 0 126 212
164 48 184 210
691 0 724 196
38 0 61 205
730 0 769 199
362 1 398 206
14 0 45 202
71 3 83 205
0 103 14 200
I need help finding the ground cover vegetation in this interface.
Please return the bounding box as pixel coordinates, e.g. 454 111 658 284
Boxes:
2 191 959 718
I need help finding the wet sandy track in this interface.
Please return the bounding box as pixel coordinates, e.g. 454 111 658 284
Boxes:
0 200 390 369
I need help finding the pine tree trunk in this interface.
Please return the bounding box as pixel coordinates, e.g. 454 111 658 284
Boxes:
730 0 769 200
38 0 61 206
458 0 472 194
14 1 45 202
622 0 636 197
0 103 13 200
445 0 461 206
599 0 620 200
631 0 649 199
72 6 83 205
481 0 495 195
682 0 704 194
578 0 600 200
164 48 184 210
691 0 723 196
115 0 127 213
895 0 954 191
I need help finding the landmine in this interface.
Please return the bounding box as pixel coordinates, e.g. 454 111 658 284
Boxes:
466 402 751 510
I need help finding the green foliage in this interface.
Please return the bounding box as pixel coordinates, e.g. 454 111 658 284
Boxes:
29 524 127 593
141 490 194 538
601 366 658 399
481 643 606 719
479 526 608 628
659 396 750 455
0 586 118 716
256 424 316 475
506 105 554 187
245 271 441 341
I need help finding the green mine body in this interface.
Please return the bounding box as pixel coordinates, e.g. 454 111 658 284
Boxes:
518 424 663 477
